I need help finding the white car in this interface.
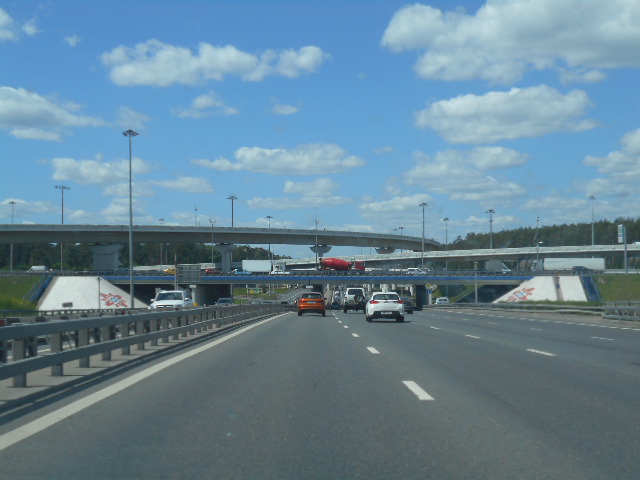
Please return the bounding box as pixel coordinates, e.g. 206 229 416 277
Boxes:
148 290 194 309
405 268 429 275
434 297 450 305
365 292 405 323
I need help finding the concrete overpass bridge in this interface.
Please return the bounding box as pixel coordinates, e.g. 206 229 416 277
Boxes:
0 224 433 271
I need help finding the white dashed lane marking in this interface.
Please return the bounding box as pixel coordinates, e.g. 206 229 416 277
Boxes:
402 381 435 401
366 347 380 354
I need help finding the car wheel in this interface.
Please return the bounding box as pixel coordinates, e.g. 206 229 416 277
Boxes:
297 311 302 316
396 315 405 323
322 311 326 317
343 308 347 314
408 311 413 314
366 315 371 322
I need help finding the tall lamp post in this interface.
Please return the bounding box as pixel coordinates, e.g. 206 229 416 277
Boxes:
420 203 427 269
589 195 596 246
266 215 273 263
314 219 319 270
209 218 216 265
228 195 237 226
443 217 449 295
9 201 16 272
158 218 165 267
55 185 70 271
486 209 495 249
123 129 138 309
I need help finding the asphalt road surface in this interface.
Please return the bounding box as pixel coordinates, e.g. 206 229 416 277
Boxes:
1 307 639 479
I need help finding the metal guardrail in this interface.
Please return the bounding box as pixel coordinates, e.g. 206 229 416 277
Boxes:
0 303 285 388
433 302 605 315
602 303 640 322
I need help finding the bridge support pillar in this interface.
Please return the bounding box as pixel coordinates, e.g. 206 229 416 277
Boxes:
89 244 123 271
214 243 235 272
415 284 427 310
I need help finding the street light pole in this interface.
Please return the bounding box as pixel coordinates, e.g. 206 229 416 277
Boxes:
590 195 596 245
55 185 70 271
209 219 216 265
420 203 427 269
123 129 138 309
158 218 165 267
228 195 237 226
486 209 495 249
266 215 273 263
314 219 319 270
9 201 16 272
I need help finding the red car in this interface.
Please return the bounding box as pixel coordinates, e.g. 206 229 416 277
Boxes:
297 292 326 316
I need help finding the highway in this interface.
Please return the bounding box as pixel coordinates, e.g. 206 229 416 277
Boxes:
1 309 639 479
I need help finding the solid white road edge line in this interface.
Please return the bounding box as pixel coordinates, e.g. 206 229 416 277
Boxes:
526 348 556 357
0 314 284 453
402 381 435 401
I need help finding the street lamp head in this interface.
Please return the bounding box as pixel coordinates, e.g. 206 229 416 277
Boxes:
443 217 449 222
122 129 139 137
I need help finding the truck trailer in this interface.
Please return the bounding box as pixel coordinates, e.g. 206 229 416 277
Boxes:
533 257 605 272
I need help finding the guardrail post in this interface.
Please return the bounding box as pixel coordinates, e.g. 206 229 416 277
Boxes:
181 315 189 338
101 326 114 361
12 338 27 387
121 320 130 355
78 328 90 368
173 315 180 340
51 332 63 376
136 319 145 350
162 318 169 343
150 318 158 347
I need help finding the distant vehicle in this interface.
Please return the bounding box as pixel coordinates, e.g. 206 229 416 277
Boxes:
148 290 194 310
204 268 222 275
242 260 273 274
319 258 365 271
232 269 252 275
434 297 450 305
163 267 176 275
28 265 47 272
485 260 511 274
534 257 605 272
365 292 405 323
342 287 367 313
405 268 429 275
269 269 291 275
297 292 326 316
215 297 233 306
401 297 414 314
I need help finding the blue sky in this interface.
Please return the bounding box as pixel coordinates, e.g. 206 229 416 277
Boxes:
2 0 640 258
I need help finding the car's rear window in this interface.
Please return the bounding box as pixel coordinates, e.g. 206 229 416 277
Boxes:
373 294 399 300
302 293 322 299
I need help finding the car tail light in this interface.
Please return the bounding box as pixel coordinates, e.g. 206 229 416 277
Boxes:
370 300 379 304
395 300 403 304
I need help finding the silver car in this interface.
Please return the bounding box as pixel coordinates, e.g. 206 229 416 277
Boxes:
365 292 405 323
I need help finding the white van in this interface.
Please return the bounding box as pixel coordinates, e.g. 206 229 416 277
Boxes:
434 297 450 305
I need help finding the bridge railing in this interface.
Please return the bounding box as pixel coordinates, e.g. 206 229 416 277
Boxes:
0 303 285 388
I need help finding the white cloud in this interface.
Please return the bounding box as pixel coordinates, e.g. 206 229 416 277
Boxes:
359 194 431 219
415 85 597 144
150 176 213 193
0 86 104 140
247 177 350 210
584 128 640 186
272 103 298 115
175 91 239 118
406 148 528 205
382 0 640 84
0 8 16 41
192 143 365 175
64 35 82 47
101 40 329 87
117 106 150 131
22 18 39 36
51 155 152 184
